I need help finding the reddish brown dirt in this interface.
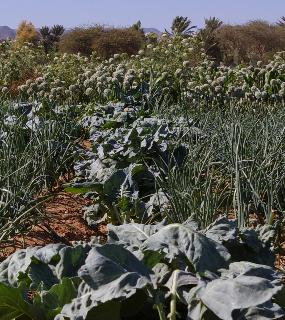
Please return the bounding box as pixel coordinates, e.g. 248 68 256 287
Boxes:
276 252 285 272
0 187 284 273
0 192 107 261
79 139 92 150
0 140 105 262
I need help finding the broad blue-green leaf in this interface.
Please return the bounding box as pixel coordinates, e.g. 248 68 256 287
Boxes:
237 301 285 319
78 244 151 290
103 170 127 196
55 246 89 279
0 244 69 289
28 260 58 289
108 220 167 251
220 261 283 281
56 244 152 319
142 224 230 273
205 217 275 266
190 262 285 320
204 216 238 246
198 275 283 320
33 244 66 265
0 248 39 286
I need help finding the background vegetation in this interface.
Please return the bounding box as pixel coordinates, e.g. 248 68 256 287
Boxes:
0 14 285 320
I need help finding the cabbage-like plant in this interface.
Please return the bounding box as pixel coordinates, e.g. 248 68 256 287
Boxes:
0 218 283 320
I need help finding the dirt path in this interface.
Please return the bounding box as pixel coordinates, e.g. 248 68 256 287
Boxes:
0 192 106 261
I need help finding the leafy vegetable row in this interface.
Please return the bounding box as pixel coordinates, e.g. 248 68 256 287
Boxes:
0 217 283 319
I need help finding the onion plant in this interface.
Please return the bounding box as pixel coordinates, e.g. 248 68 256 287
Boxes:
0 103 80 241
158 105 285 229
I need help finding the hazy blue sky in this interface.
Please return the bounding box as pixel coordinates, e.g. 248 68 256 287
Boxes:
1 0 285 30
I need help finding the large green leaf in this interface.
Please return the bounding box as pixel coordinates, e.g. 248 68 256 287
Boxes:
198 276 283 320
27 259 58 290
33 244 66 264
188 262 285 320
0 307 23 320
56 244 152 319
78 244 152 291
142 224 230 273
108 220 167 252
103 170 128 202
55 246 89 279
34 278 80 319
0 283 44 320
0 244 90 292
0 248 38 287
220 261 283 280
204 217 276 266
204 216 238 246
238 301 285 319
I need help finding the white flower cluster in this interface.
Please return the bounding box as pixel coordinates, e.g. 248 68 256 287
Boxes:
0 37 285 107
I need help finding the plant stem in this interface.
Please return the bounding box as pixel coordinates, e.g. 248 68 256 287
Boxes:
154 303 167 320
168 269 179 320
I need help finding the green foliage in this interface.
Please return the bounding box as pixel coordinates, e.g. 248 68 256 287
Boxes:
66 103 195 225
40 25 65 53
198 17 223 62
159 107 285 228
166 16 197 37
1 17 285 320
216 20 285 64
58 26 144 59
0 40 47 95
0 218 283 320
0 103 80 241
2 35 285 108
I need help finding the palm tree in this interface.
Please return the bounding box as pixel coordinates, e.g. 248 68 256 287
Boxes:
50 25 65 41
166 16 196 37
198 17 223 62
39 26 50 38
277 16 285 26
39 25 65 52
131 20 145 37
39 26 52 52
132 20 142 31
204 17 223 32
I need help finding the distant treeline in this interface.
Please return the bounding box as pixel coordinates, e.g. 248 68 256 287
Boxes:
9 17 285 65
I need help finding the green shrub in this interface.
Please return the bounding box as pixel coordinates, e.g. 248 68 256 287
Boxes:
58 26 100 56
215 20 285 64
59 25 145 58
92 27 145 59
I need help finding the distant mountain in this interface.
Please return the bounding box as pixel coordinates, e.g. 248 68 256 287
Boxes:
0 26 16 40
0 26 162 40
143 28 162 35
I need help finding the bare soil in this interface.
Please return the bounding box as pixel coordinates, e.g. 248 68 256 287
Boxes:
0 192 107 261
0 140 107 262
0 185 284 273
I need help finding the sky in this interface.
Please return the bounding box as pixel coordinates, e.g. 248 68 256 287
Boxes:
1 0 285 30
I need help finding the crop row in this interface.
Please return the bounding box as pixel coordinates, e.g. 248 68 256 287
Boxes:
1 37 285 108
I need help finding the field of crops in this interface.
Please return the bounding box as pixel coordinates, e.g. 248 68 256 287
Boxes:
0 34 285 319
